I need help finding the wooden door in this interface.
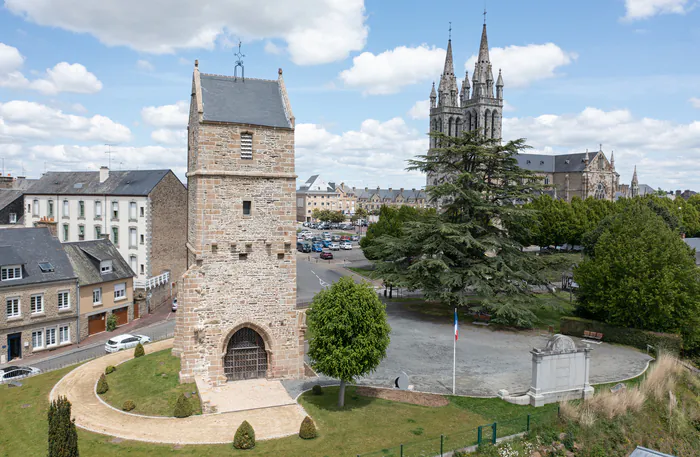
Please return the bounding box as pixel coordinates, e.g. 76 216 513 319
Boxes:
133 302 139 320
88 313 106 335
113 307 128 326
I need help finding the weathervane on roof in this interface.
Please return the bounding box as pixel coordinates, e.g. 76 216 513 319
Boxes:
234 41 245 82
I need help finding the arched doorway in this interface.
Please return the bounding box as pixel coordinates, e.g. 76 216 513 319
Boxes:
223 327 268 381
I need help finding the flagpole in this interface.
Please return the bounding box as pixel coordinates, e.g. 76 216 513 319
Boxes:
453 307 457 395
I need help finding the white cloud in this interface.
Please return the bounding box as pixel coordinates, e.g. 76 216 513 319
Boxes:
465 43 577 88
339 45 445 95
690 97 700 108
0 43 29 89
151 128 186 145
136 59 155 71
264 41 282 55
0 100 131 143
503 100 516 112
623 0 690 20
408 100 430 120
503 107 700 189
5 0 368 65
296 117 427 188
29 62 103 94
141 101 188 128
71 103 87 114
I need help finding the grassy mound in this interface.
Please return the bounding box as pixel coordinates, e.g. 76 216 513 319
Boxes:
100 349 201 417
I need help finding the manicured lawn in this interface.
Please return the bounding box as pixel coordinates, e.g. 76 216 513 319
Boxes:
101 349 201 416
0 366 554 457
347 265 381 279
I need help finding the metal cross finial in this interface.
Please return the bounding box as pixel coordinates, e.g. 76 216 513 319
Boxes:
234 40 245 81
483 8 487 25
448 22 452 40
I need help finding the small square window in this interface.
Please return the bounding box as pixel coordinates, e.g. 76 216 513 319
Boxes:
243 201 252 216
239 253 248 261
277 253 285 260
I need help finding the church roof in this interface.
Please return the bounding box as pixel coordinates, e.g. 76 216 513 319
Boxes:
516 152 604 173
199 74 292 129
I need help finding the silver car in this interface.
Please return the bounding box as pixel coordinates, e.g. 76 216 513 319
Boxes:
0 365 41 384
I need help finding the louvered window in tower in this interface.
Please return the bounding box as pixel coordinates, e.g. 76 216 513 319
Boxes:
240 133 253 160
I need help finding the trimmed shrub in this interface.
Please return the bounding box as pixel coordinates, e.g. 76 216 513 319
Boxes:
560 316 682 353
298 416 317 439
48 396 79 457
452 451 468 457
311 384 323 395
122 400 136 412
173 393 192 418
233 420 255 450
106 313 118 332
134 342 145 358
105 365 116 375
96 374 109 394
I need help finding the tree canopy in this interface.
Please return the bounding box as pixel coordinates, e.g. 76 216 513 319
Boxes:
359 205 434 260
311 209 346 223
306 277 391 407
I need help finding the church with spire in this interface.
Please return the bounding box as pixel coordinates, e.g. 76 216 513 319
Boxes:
426 20 630 202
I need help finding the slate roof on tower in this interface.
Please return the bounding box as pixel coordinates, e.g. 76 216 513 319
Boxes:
27 170 171 196
199 74 292 129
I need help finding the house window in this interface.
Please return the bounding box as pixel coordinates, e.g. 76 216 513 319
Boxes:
1 265 22 281
33 199 39 216
58 291 70 310
240 133 253 159
243 200 252 216
544 176 550 185
46 327 57 347
112 201 119 219
95 201 102 218
114 282 126 300
78 225 85 241
129 228 137 248
130 255 137 272
32 330 44 349
93 288 102 304
59 325 70 344
63 200 69 217
100 260 112 274
140 264 145 275
112 227 119 245
48 200 54 218
63 224 69 242
129 202 137 220
140 206 145 217
6 297 20 318
78 200 85 218
140 234 144 245
95 226 102 239
30 294 44 314
9 213 17 224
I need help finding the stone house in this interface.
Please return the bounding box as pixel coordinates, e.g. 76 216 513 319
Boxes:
23 168 186 310
173 62 304 386
355 187 427 211
63 240 136 339
0 227 78 364
296 175 358 221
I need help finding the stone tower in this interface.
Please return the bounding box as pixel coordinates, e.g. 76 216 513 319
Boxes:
427 23 504 189
173 62 304 386
631 165 639 197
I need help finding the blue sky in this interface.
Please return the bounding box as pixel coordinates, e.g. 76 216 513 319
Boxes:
0 0 699 191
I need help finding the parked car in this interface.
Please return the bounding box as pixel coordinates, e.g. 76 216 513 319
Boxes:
322 239 332 248
330 242 340 251
105 334 152 353
0 365 41 384
341 241 352 250
331 235 341 242
312 243 323 252
350 235 359 241
340 235 350 241
171 297 178 312
320 251 333 260
297 241 312 253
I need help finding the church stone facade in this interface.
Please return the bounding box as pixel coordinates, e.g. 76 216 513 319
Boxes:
173 62 305 386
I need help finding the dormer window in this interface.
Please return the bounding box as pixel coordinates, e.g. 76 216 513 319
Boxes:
526 160 531 164
540 160 545 165
565 160 570 164
100 260 113 274
240 133 253 160
1 265 22 281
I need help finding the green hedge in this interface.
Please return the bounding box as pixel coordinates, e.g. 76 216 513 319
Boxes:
560 316 682 354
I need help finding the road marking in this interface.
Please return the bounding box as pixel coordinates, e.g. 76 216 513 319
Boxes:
310 270 330 288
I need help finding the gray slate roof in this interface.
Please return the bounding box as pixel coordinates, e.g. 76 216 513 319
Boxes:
0 189 23 211
200 74 291 129
516 152 595 173
63 240 135 286
0 227 76 287
628 446 675 457
683 237 700 265
355 188 426 201
516 154 554 173
26 170 170 196
0 246 24 266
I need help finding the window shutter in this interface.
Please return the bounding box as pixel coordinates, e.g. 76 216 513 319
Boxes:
240 133 253 160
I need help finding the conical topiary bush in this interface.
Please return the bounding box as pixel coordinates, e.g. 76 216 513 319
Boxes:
233 420 255 449
173 393 192 418
299 416 317 439
96 373 109 394
134 342 145 358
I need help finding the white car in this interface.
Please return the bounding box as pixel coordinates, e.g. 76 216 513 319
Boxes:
105 334 152 353
0 365 41 384
330 242 340 251
341 241 352 250
171 297 178 312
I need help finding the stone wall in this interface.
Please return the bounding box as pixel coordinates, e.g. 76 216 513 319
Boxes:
150 171 187 291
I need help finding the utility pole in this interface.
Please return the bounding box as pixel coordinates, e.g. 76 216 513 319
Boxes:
105 144 115 169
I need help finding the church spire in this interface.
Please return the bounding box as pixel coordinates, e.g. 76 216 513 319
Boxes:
478 23 491 66
496 68 504 100
632 165 638 184
461 70 470 104
430 81 437 108
438 31 458 107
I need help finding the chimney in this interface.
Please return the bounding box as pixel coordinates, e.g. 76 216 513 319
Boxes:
34 219 58 238
412 188 416 192
400 188 404 193
388 188 393 192
99 166 109 183
352 187 356 191
364 187 368 192
676 190 681 196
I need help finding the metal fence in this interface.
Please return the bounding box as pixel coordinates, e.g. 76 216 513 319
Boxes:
357 409 558 457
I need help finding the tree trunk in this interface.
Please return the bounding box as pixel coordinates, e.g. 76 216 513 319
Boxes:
338 379 346 408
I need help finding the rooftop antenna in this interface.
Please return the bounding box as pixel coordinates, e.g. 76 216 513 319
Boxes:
1 157 4 176
105 144 114 169
234 41 245 82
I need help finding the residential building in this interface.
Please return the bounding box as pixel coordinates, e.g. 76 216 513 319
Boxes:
63 240 136 338
0 227 78 364
296 175 358 221
0 176 38 226
23 167 187 309
355 187 427 211
174 63 304 386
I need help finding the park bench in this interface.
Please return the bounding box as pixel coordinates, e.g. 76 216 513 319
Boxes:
583 330 604 342
473 312 492 325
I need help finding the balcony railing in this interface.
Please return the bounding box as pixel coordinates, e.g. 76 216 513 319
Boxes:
133 271 169 291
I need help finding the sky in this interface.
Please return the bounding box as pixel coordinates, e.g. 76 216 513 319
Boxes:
0 0 699 191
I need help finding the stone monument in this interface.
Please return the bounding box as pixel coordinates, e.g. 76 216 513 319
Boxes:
173 61 305 386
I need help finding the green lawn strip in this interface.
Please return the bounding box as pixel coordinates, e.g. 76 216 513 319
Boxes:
347 266 381 279
100 348 201 416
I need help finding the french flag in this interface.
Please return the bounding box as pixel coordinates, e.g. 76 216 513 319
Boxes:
454 308 459 341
